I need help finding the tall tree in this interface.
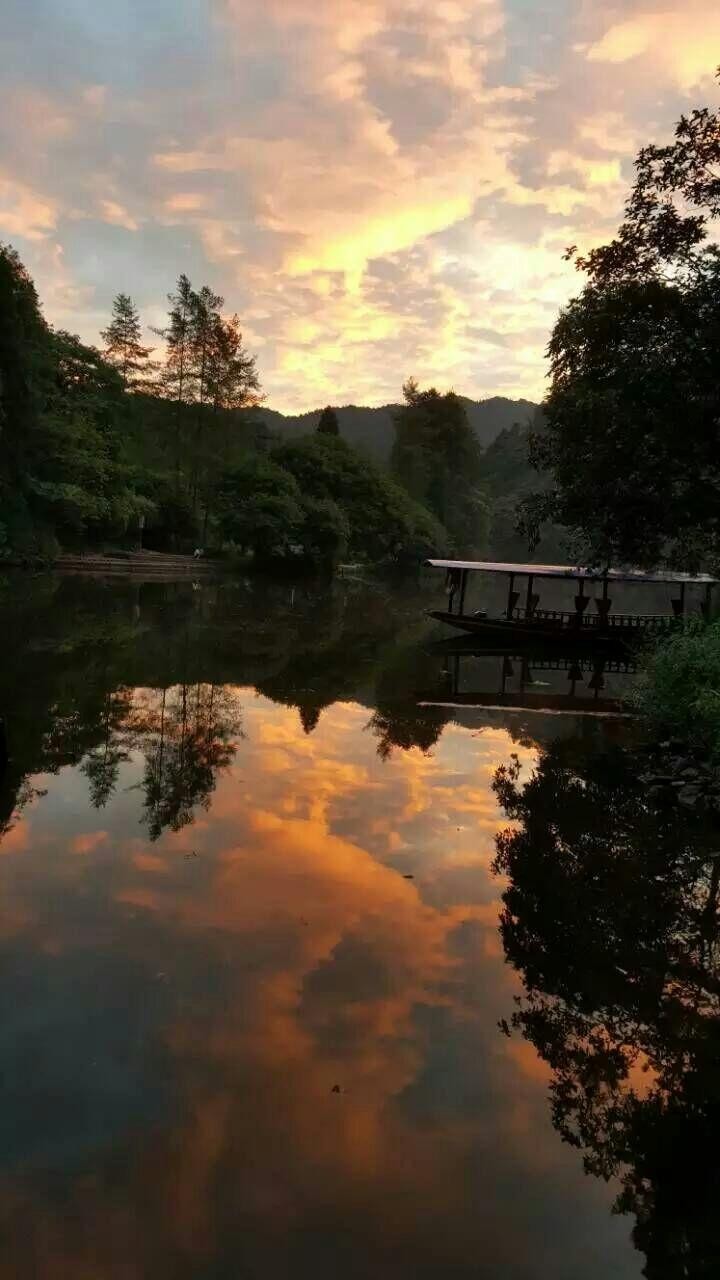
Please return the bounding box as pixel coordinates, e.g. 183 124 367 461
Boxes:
156 274 195 485
187 284 224 513
206 313 261 418
100 293 154 390
317 405 339 436
391 380 488 552
194 305 262 534
522 77 720 568
0 244 147 550
0 245 45 542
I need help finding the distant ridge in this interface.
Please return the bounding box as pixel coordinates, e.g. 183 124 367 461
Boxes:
254 396 539 463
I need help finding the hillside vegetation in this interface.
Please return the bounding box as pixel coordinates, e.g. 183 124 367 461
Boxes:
0 243 552 569
254 395 537 465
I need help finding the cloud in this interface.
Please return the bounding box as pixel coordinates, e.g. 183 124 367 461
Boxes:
0 688 635 1276
0 170 58 240
0 0 718 409
585 10 720 90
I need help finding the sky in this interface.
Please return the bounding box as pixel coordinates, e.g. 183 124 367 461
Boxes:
1 1 719 411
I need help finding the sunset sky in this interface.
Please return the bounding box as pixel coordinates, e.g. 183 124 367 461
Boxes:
2 1 719 410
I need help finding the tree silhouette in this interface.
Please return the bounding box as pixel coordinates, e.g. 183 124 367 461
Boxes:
317 405 339 436
133 683 243 840
522 77 720 567
101 293 154 389
391 380 488 552
80 687 133 808
492 737 720 1278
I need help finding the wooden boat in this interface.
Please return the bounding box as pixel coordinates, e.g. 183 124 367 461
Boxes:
427 559 717 648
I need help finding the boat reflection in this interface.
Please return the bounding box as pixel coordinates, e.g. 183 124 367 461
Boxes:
419 638 638 719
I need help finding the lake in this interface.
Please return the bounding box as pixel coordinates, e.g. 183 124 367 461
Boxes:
1 570 706 1278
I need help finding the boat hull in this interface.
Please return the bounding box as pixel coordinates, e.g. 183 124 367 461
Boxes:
427 610 635 650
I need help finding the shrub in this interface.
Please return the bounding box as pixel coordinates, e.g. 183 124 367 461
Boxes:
632 621 720 758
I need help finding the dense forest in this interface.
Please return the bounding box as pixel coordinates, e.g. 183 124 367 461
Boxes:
0 244 550 569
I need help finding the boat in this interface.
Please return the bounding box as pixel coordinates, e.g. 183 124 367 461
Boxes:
426 559 717 648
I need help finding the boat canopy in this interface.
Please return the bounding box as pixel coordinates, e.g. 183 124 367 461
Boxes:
427 559 718 586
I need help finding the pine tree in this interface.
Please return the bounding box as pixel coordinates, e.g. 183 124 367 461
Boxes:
200 312 263 539
155 274 195 486
100 293 153 389
206 314 262 417
317 405 339 436
188 285 224 513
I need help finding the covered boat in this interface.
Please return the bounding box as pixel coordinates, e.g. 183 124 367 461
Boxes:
426 559 717 648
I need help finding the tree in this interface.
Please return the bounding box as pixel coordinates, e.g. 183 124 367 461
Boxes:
523 80 720 569
317 405 339 436
186 284 224 514
100 293 154 389
156 273 195 484
0 246 150 550
391 380 488 552
206 313 262 417
138 683 241 840
198 311 263 539
298 495 349 565
273 433 449 562
0 244 46 547
214 454 305 561
492 736 720 1277
571 75 720 287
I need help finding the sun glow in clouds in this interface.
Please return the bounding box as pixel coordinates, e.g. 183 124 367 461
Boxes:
1 0 719 409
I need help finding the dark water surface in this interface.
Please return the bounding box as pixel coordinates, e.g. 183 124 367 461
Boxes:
1 571 709 1278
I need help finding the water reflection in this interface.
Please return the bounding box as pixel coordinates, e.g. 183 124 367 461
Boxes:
493 737 720 1278
0 574 644 1277
129 685 244 839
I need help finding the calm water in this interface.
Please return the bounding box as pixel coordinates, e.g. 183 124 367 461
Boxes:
1 572 714 1278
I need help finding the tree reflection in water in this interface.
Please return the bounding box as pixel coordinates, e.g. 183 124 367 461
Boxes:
492 738 720 1278
127 683 243 840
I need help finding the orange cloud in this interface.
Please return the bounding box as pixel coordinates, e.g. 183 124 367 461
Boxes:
5 0 719 411
70 830 109 855
586 9 720 89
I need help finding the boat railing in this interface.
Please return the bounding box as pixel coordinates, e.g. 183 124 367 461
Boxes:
512 607 675 632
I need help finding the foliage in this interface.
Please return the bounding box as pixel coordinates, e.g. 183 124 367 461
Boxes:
153 274 262 517
523 78 720 569
273 432 449 562
523 270 720 567
298 495 349 563
572 75 720 286
0 247 266 555
214 454 303 559
391 379 488 552
478 418 572 560
493 736 720 1277
317 405 339 435
632 621 720 759
0 246 151 547
2 244 468 568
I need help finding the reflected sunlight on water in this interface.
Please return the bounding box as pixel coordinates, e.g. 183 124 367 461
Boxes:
0 575 648 1278
0 673 640 1278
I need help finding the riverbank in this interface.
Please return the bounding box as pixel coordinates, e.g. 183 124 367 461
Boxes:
4 549 220 581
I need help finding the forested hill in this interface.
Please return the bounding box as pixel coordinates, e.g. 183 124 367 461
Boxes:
254 396 538 463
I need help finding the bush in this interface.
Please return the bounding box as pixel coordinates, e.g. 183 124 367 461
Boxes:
632 621 720 758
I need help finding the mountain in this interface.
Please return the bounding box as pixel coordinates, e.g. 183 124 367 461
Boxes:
253 396 538 464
